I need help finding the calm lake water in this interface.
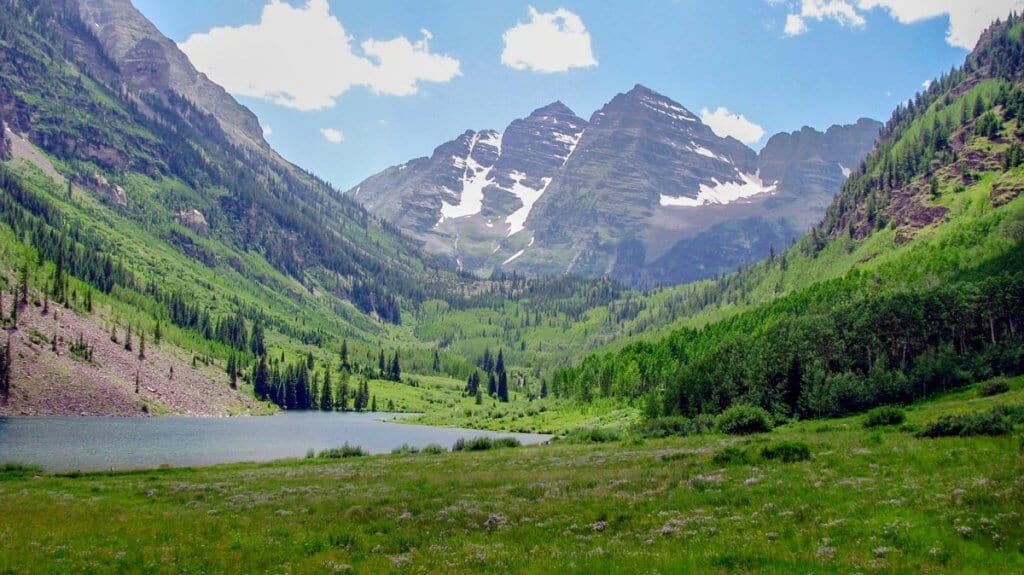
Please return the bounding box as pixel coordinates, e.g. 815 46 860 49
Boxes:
0 412 552 472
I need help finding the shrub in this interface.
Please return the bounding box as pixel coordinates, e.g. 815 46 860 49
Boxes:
318 443 367 458
760 441 811 463
978 378 1011 397
863 406 906 428
0 463 43 480
452 436 521 451
420 443 446 454
564 427 622 443
716 404 773 435
711 446 750 465
632 416 694 438
916 409 1013 438
492 437 521 449
391 443 419 455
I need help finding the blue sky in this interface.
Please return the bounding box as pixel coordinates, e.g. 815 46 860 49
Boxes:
132 0 992 190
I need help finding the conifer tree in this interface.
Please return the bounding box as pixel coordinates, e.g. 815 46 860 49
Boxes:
371 394 377 412
389 351 401 382
138 331 145 360
124 324 132 352
340 339 350 371
154 319 162 344
432 349 441 373
319 369 333 411
249 321 265 357
378 349 386 377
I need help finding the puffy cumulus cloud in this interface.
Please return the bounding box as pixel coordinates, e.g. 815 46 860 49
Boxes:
320 128 344 143
700 107 766 145
501 6 598 73
778 0 1024 49
859 0 1024 49
179 0 460 111
784 0 865 37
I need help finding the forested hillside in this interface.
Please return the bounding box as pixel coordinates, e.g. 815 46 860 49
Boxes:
550 15 1024 422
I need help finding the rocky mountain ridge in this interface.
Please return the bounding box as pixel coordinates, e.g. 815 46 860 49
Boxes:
351 85 881 286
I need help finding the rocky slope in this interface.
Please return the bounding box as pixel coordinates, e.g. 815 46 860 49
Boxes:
351 86 880 286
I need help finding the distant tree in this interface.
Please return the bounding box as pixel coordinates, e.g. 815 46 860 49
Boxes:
540 379 548 399
227 353 238 389
498 370 509 402
254 355 269 400
154 319 162 344
18 263 28 304
432 348 441 373
371 394 377 412
487 372 497 396
336 376 349 411
378 349 386 377
389 351 401 382
124 324 132 352
249 321 265 357
138 331 145 360
319 369 333 411
340 339 350 371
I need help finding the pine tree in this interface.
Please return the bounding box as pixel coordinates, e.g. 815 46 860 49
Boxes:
254 355 269 400
319 369 333 411
19 263 28 304
154 319 162 344
378 349 386 377
540 379 548 399
340 339 350 371
227 353 238 389
124 324 132 352
138 331 146 360
250 321 265 356
498 370 509 402
487 372 496 396
432 349 441 373
337 376 349 411
389 351 401 382
371 394 377 412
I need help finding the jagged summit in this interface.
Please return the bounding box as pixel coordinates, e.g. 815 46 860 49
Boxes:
351 85 880 286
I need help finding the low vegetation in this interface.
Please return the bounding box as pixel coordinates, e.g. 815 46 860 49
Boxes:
1 379 1021 573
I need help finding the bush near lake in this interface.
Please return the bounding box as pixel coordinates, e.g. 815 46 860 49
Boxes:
318 444 367 459
716 405 773 435
562 427 623 444
452 436 521 452
863 405 907 428
761 441 811 463
979 377 1011 397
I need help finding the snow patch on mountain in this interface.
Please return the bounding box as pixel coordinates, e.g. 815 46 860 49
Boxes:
505 173 553 236
439 133 498 222
660 172 776 207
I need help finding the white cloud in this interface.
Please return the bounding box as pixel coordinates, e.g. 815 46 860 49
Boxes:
922 79 932 90
777 0 1024 49
859 0 1024 49
262 124 273 137
501 6 598 73
179 0 461 111
784 13 808 35
784 0 865 36
320 128 344 143
700 107 766 145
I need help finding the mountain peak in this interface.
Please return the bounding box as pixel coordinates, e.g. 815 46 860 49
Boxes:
529 101 577 118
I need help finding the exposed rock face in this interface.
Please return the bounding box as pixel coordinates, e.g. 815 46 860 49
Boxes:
177 209 209 236
351 85 881 286
352 102 587 267
81 172 128 206
67 0 270 155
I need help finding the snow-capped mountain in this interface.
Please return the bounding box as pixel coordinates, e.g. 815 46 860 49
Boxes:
350 85 880 286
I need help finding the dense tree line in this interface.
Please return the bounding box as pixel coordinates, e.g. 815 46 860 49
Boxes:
465 348 509 402
552 271 1024 419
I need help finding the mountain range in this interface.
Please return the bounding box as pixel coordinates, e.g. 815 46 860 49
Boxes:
351 86 881 286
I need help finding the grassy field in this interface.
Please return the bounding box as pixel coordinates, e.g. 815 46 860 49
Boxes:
1 378 1021 574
